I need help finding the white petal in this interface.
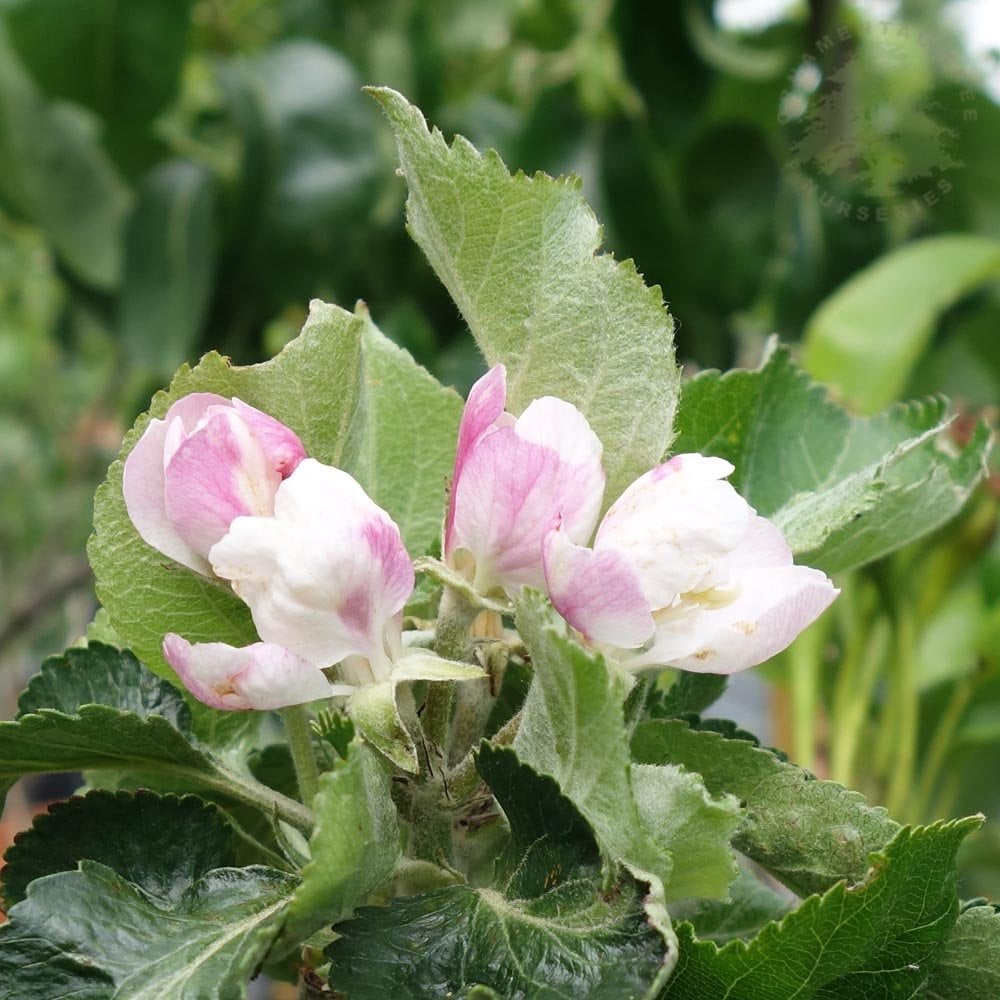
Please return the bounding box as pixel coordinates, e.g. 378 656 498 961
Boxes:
209 459 414 671
596 454 753 609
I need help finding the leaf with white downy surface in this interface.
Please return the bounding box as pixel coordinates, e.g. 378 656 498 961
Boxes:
512 591 741 924
922 905 1000 998
349 654 486 772
370 86 682 508
631 717 900 897
672 343 991 574
324 745 672 999
665 819 980 999
274 740 399 951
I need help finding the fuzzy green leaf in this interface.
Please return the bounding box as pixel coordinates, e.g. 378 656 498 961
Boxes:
0 861 297 1000
922 905 1000 999
325 745 670 1000
513 591 740 914
370 87 681 506
344 304 462 557
672 344 990 574
276 740 400 950
666 819 980 999
631 717 900 897
89 300 365 676
1 790 236 907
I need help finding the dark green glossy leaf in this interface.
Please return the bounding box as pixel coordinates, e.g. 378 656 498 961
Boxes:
1 790 235 906
0 861 296 1000
325 745 671 1000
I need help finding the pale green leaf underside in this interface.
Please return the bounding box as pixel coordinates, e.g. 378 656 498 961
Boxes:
922 906 1000 998
276 740 400 950
512 592 739 920
804 234 1000 413
370 87 682 507
631 718 900 898
672 344 990 574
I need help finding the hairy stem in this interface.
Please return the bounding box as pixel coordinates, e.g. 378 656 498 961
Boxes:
281 704 321 805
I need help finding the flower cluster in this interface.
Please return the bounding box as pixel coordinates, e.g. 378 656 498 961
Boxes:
125 371 837 711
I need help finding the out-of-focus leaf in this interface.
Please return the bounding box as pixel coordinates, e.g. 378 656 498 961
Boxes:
117 160 218 376
0 0 194 172
0 23 129 287
804 235 1000 413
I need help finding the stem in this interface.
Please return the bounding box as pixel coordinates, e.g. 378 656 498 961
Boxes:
830 615 890 788
449 708 523 803
885 605 918 819
280 705 321 805
188 762 314 835
789 618 827 770
911 674 976 824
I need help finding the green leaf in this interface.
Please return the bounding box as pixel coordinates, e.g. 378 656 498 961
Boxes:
324 745 671 1000
804 235 1000 413
276 740 400 950
670 868 794 946
672 344 991 574
0 643 312 833
631 717 900 897
344 304 462 557
369 87 681 506
512 591 740 911
88 300 364 677
923 905 1000 999
0 22 129 287
0 862 296 1000
1 790 236 907
656 671 728 718
1 0 194 173
118 160 218 377
665 819 980 999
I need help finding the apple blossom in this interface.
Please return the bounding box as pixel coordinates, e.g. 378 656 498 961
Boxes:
123 393 306 575
543 454 838 674
209 458 415 685
446 364 606 596
162 634 354 711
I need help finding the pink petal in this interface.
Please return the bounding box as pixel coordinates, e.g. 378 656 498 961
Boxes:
231 398 306 477
450 417 605 593
163 408 280 560
632 565 839 675
122 392 229 575
446 365 508 557
596 454 753 609
543 527 655 647
162 633 346 711
209 459 414 674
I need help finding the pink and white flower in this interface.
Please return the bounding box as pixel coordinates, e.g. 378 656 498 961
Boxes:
123 393 306 575
446 365 606 595
209 458 415 685
162 634 353 711
543 454 838 674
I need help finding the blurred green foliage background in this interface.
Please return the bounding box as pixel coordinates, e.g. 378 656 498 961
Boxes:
1 0 999 891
